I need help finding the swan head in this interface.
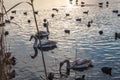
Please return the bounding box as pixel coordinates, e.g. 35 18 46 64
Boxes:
59 59 70 76
29 35 35 41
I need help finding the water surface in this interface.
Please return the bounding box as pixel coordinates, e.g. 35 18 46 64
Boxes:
4 0 120 80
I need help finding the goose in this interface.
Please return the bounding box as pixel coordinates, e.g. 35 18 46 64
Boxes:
101 67 112 76
59 59 93 76
29 35 57 59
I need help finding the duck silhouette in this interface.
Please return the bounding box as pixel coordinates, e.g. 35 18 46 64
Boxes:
101 67 112 76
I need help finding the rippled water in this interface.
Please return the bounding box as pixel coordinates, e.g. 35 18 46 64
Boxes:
4 0 120 80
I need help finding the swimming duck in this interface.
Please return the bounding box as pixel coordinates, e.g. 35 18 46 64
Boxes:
64 30 70 34
101 67 112 76
115 32 120 40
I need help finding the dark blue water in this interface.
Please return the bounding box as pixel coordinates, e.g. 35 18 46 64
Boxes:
4 0 120 80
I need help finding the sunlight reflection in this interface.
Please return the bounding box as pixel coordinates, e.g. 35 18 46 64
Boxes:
67 3 73 11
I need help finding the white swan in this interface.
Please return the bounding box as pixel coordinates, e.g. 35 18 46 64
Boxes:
29 35 57 59
35 31 49 39
59 59 93 76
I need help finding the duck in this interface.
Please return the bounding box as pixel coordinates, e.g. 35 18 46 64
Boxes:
4 31 9 36
64 29 70 34
81 2 85 4
52 8 59 12
83 11 89 15
34 11 38 14
76 18 81 22
10 57 16 66
118 14 120 16
23 12 27 15
106 1 109 7
11 10 16 14
115 32 120 40
59 59 93 76
101 67 112 76
51 13 55 18
99 30 103 35
112 10 118 13
27 19 31 23
5 19 11 23
66 13 70 17
10 16 14 20
98 2 103 8
99 2 103 5
29 35 57 58
87 21 91 27
106 1 109 5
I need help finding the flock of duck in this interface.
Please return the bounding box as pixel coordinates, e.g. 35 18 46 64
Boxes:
1 1 120 80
